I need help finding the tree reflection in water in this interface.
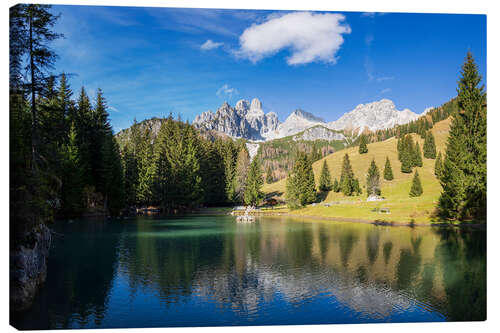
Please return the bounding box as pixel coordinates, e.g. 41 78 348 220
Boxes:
11 216 486 329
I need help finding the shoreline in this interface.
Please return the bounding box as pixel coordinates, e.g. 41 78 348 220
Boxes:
224 209 486 228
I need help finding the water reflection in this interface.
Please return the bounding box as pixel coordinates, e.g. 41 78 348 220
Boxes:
11 216 486 329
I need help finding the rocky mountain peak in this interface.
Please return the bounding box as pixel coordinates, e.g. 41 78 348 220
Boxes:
289 109 325 123
328 99 419 132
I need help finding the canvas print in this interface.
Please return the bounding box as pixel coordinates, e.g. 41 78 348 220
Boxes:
9 3 486 330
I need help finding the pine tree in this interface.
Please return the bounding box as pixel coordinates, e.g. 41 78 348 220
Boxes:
366 159 381 196
310 143 322 162
384 156 394 181
423 131 437 159
235 147 250 203
60 123 84 217
21 4 63 168
319 160 332 192
435 151 443 178
359 134 368 154
286 152 316 208
340 153 356 196
101 134 124 216
353 178 362 195
332 178 340 192
400 141 413 173
409 170 423 197
265 165 273 184
244 158 264 206
439 52 486 219
414 142 423 167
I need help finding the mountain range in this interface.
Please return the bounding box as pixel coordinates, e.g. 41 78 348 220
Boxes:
192 98 423 142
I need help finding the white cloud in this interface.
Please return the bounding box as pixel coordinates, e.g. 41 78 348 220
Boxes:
216 84 239 98
235 11 351 65
109 106 120 113
200 39 224 50
380 88 392 94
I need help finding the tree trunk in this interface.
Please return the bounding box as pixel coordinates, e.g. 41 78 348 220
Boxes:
29 11 38 171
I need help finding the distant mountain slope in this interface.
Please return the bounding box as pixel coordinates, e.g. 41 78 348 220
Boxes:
328 99 420 132
193 98 422 142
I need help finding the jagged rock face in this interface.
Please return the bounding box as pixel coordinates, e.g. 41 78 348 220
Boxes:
267 109 325 139
192 98 279 141
193 98 421 142
293 125 346 142
328 99 419 132
10 224 52 311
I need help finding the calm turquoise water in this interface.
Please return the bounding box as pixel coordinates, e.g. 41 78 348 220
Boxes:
11 215 486 329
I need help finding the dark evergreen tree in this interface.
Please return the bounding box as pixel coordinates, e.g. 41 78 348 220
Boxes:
384 156 394 181
423 131 437 159
353 178 362 195
265 165 273 184
340 153 356 196
21 4 63 168
310 142 322 162
366 159 381 196
235 147 250 203
414 142 423 167
60 123 84 217
319 160 332 192
332 178 340 192
286 152 316 208
101 134 124 216
400 136 414 173
439 52 486 219
409 170 423 197
435 151 444 179
359 134 368 154
244 158 264 206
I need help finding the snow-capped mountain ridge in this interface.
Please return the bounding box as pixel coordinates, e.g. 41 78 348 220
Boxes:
192 98 422 142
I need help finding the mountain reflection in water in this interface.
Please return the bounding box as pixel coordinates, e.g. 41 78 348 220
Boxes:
11 216 486 329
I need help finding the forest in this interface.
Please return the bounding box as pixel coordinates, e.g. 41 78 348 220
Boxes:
10 4 487 249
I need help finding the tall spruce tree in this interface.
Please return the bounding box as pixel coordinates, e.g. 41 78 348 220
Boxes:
319 160 332 192
21 4 62 168
340 153 356 196
414 142 423 167
423 131 437 159
286 152 316 208
359 134 368 154
60 123 84 217
332 178 340 192
101 134 124 216
384 156 394 181
244 158 264 206
235 147 250 203
366 159 381 196
435 151 444 178
409 170 423 197
439 52 486 219
265 165 273 184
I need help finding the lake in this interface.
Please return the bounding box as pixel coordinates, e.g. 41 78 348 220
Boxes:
11 215 486 329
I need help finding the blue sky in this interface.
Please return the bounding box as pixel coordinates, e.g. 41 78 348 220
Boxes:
49 5 486 132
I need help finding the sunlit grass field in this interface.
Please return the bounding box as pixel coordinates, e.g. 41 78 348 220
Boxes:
262 118 452 224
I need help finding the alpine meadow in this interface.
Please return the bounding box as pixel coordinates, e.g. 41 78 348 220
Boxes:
9 4 487 330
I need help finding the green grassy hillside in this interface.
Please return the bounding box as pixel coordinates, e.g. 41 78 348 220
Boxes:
263 117 452 224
